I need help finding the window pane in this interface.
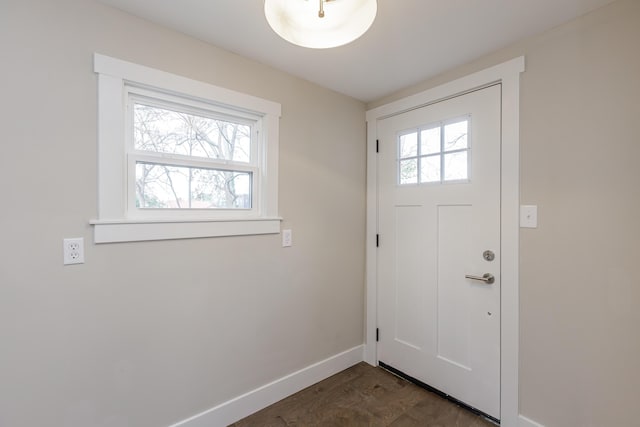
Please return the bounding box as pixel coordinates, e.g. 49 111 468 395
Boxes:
399 159 418 184
444 120 468 152
134 103 251 163
421 155 441 183
421 127 440 155
136 162 251 209
444 151 468 181
399 132 418 159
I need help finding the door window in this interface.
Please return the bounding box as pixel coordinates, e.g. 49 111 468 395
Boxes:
398 116 470 185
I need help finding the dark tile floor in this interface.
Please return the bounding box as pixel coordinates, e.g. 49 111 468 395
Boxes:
230 362 496 426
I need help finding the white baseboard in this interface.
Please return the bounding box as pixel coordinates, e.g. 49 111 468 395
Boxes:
519 414 545 427
169 345 364 427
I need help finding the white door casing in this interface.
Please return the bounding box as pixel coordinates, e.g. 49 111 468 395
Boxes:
364 57 524 426
377 85 501 418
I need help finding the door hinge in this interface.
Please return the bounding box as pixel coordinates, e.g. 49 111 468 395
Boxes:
376 139 379 153
376 328 379 342
376 234 379 247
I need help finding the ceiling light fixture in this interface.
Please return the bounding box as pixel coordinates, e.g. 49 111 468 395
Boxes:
264 0 377 49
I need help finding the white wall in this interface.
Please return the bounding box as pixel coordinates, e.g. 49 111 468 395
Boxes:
0 1 366 426
370 1 640 425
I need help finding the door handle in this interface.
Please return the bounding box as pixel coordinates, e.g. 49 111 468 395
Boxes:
465 273 495 284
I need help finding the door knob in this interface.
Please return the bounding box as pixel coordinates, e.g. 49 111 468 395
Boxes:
465 273 495 284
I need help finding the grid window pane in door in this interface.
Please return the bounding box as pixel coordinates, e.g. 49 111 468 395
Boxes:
444 120 468 152
400 159 418 185
421 127 440 154
397 116 470 185
444 151 468 181
421 155 441 183
399 132 418 158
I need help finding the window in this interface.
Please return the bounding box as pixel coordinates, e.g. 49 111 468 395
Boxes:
128 91 257 214
398 116 470 185
92 54 281 243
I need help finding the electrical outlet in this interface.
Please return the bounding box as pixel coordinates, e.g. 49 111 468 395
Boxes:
63 238 85 265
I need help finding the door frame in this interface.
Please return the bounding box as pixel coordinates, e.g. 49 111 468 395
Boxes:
365 57 525 426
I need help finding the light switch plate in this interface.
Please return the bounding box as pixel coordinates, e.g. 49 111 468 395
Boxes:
282 229 292 247
520 205 538 228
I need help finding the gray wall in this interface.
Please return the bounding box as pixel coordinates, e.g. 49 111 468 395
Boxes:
0 1 366 426
3 0 638 426
371 0 640 425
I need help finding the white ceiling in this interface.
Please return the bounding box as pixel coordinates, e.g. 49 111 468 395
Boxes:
98 0 615 102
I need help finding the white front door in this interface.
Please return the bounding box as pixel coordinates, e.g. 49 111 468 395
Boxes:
377 84 501 419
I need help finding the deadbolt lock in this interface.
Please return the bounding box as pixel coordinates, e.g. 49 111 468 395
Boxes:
483 250 495 262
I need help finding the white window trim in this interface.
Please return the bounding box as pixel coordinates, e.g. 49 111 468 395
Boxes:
91 53 282 243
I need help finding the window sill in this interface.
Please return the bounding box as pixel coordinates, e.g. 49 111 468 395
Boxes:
90 217 282 243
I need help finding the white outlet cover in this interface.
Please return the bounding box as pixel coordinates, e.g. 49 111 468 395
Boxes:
63 237 85 265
